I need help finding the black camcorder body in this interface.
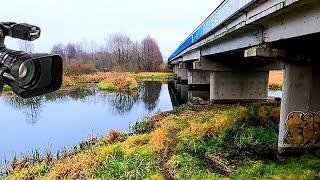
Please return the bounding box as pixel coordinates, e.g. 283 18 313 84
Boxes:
0 22 63 98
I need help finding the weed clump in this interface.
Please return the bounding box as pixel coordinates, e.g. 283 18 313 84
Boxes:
269 83 283 90
96 72 138 93
97 81 117 92
133 72 176 81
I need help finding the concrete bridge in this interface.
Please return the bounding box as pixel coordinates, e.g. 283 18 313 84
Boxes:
168 0 320 155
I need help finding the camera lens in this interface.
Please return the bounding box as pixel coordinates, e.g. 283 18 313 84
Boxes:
19 60 38 86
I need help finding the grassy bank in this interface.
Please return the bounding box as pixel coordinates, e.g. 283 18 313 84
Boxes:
97 72 138 93
63 72 175 91
269 70 283 90
6 103 320 179
133 72 176 81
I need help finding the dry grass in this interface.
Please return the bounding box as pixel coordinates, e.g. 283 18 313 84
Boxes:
64 61 97 76
133 72 175 81
269 70 283 85
62 72 175 88
97 72 138 93
150 128 169 152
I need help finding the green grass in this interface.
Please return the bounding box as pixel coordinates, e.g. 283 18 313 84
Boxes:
269 83 283 90
235 154 320 179
133 72 176 82
94 146 160 179
97 81 117 92
166 152 221 179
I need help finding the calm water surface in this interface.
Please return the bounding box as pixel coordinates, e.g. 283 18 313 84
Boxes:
0 81 173 165
0 81 282 166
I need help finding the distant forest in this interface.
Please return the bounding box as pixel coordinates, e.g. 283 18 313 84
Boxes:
19 34 167 74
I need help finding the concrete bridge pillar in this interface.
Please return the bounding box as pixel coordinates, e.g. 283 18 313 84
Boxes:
172 62 188 83
187 69 210 85
193 57 270 103
178 62 188 83
210 71 269 103
172 65 178 78
278 62 320 155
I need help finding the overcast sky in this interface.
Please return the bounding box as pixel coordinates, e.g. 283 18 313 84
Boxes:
1 0 223 59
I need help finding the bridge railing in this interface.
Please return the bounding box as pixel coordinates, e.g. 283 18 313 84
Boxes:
168 0 256 61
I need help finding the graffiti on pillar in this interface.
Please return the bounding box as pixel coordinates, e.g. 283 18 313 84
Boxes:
284 112 320 146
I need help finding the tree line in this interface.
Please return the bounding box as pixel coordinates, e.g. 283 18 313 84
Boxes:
50 34 165 72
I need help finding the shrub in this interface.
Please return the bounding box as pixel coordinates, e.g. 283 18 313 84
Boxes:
133 72 175 81
97 72 138 93
269 83 283 90
97 81 117 91
64 60 97 76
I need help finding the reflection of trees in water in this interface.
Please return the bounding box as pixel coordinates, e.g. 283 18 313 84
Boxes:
104 81 162 115
4 82 163 123
110 93 139 115
6 87 96 125
44 87 96 102
6 96 43 125
139 81 161 111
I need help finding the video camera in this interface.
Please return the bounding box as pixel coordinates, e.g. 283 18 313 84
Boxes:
0 22 62 98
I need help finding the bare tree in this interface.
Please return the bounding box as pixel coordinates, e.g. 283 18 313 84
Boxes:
140 36 163 71
50 34 163 72
66 43 77 62
107 33 134 71
51 43 66 62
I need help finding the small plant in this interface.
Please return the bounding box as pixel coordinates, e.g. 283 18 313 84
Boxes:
96 72 138 93
133 72 175 81
179 103 192 111
130 116 158 134
269 83 283 90
97 81 117 91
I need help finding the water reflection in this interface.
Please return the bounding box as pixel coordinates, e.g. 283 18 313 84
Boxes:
108 93 138 115
2 82 166 124
0 81 173 166
169 81 283 107
139 81 162 111
6 96 43 125
168 80 210 107
3 88 96 125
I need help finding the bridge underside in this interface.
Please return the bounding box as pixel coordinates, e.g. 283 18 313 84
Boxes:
170 0 320 155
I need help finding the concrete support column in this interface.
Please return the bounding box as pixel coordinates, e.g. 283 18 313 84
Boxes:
278 63 320 154
178 62 188 82
210 71 269 103
187 69 210 85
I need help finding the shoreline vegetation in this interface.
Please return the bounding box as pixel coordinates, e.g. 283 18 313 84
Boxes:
63 72 175 93
1 70 282 94
269 70 283 91
5 103 320 179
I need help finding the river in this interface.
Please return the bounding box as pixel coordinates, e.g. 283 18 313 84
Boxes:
0 81 282 167
0 81 173 166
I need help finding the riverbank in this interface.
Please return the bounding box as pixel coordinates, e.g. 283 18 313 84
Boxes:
62 72 175 93
6 102 320 179
64 70 282 93
269 70 283 90
2 71 282 94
